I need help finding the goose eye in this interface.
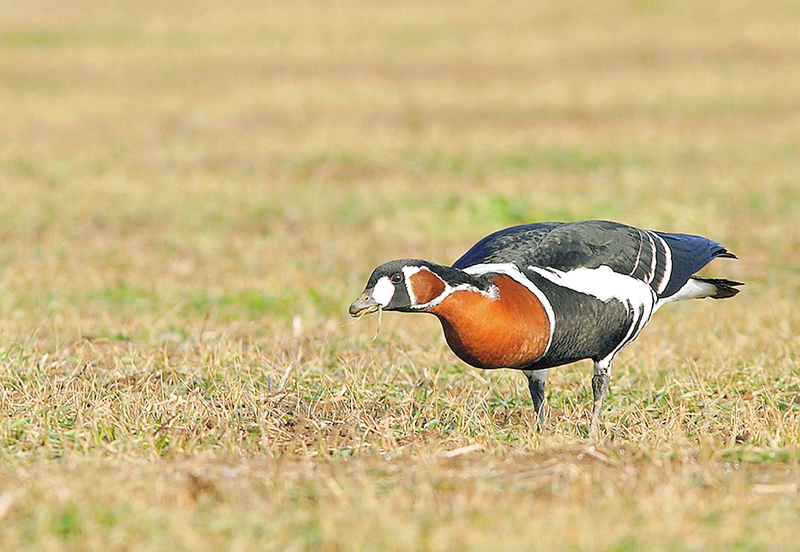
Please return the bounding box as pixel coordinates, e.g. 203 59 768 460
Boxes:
390 272 404 285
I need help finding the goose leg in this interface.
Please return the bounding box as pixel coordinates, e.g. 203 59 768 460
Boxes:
590 357 612 435
523 369 548 425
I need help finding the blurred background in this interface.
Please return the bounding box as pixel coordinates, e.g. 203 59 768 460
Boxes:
2 1 800 548
0 0 797 342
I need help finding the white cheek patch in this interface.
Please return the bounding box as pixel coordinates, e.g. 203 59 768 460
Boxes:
371 276 395 306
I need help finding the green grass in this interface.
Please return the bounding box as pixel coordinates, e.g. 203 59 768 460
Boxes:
1 0 800 549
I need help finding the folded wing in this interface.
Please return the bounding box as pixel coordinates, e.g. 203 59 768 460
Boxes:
453 220 737 301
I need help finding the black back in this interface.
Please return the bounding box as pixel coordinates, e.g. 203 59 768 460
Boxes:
453 220 733 299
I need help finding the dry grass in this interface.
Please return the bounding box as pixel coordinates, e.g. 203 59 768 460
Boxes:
1 0 800 549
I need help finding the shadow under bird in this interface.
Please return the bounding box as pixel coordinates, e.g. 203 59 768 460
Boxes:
350 220 742 425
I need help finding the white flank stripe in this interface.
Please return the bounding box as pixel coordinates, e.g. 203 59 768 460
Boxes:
528 265 655 307
527 264 657 359
462 262 556 354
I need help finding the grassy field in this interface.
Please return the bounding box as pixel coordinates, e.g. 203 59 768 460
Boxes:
1 0 800 549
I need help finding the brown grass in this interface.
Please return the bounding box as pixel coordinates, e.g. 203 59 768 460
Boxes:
1 0 800 549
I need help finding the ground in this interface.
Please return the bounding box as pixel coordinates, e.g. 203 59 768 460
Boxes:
1 0 799 550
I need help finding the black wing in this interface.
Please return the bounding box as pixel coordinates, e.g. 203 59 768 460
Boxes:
452 222 563 269
453 220 735 299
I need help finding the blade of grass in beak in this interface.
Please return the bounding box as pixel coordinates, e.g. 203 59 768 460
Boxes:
372 305 382 341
